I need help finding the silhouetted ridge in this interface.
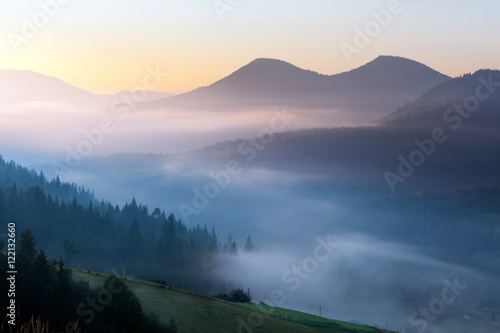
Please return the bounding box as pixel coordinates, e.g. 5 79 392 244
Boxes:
141 55 450 122
380 69 500 127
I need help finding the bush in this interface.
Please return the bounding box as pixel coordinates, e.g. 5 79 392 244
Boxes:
229 288 252 303
214 292 231 301
214 289 251 303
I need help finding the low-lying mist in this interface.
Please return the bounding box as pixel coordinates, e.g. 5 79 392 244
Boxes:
47 157 500 331
213 234 500 332
2 105 369 166
7 101 498 332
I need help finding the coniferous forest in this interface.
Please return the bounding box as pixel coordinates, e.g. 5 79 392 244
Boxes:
0 156 250 331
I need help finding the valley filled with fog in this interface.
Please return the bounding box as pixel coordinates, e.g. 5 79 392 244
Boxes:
2 58 500 333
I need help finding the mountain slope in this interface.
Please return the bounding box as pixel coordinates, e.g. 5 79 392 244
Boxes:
144 58 330 109
0 70 174 113
336 55 449 91
0 70 102 112
141 56 450 122
379 69 500 127
72 269 393 333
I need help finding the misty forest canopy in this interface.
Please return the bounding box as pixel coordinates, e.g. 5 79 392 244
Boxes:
0 155 254 294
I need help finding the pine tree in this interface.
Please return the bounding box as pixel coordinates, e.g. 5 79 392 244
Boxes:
208 236 218 254
99 275 143 332
208 226 219 253
244 234 254 252
19 229 37 264
230 241 238 255
32 250 55 317
225 232 234 252
55 257 76 323
62 237 80 266
34 250 52 285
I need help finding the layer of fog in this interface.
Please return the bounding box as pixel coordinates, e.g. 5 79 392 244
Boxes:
42 159 360 246
1 105 370 166
5 98 495 331
41 157 500 331
213 234 500 332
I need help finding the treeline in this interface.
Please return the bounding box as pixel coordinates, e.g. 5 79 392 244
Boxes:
0 230 176 332
0 156 252 293
0 156 95 206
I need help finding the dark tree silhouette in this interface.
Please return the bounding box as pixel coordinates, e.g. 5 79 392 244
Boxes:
19 229 37 264
230 241 238 255
96 275 143 332
229 288 252 303
244 234 254 252
62 237 80 266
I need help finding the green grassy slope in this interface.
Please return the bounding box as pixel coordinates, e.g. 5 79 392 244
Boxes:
237 303 381 333
70 269 391 333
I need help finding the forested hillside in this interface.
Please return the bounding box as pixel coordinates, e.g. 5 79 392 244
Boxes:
0 156 246 294
0 232 175 333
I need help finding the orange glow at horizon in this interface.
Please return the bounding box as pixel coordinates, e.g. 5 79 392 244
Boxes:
4 54 489 96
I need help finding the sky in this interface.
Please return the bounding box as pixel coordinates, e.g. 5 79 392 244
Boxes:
1 0 500 94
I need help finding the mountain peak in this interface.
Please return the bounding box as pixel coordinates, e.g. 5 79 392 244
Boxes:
248 58 292 65
202 57 324 93
351 55 446 75
230 58 320 78
141 55 451 124
335 55 450 93
371 55 415 64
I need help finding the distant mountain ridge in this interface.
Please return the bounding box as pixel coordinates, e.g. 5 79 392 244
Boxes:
379 69 500 128
0 69 174 113
141 55 451 123
0 70 99 111
1 56 450 124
